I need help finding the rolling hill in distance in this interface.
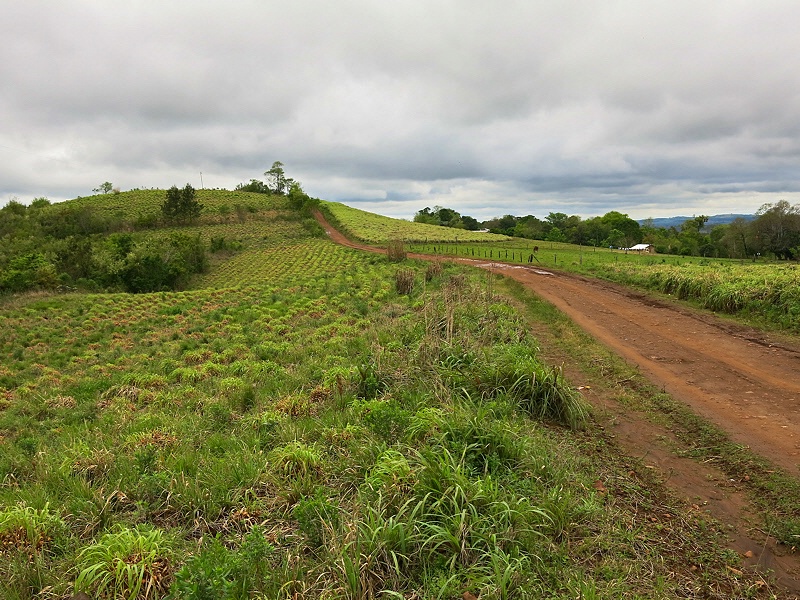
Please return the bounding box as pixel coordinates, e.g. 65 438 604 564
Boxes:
639 213 755 228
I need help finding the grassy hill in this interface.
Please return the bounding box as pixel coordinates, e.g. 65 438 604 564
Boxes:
0 190 779 598
320 201 512 244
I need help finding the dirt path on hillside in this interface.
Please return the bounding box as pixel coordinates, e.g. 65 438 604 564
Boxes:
315 210 800 591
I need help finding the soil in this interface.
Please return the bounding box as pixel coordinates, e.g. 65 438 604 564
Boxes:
314 210 800 593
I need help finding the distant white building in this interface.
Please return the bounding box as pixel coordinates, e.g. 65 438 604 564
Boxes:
625 243 655 253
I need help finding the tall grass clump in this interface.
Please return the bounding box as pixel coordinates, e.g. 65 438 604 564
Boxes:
75 525 173 600
395 269 415 295
386 239 407 262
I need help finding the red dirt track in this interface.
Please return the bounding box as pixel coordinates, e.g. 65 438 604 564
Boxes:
315 210 800 590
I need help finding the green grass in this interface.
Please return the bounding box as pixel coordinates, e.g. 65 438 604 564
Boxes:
321 200 512 243
41 188 290 223
0 191 784 598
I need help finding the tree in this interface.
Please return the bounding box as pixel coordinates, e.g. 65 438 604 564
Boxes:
30 197 51 209
546 227 565 242
287 181 319 214
93 182 114 194
545 212 569 231
412 206 467 228
724 217 753 258
604 228 626 248
265 161 294 195
413 207 438 225
484 214 518 235
235 179 271 194
752 200 800 259
461 215 480 231
161 184 204 224
513 215 545 239
601 211 641 247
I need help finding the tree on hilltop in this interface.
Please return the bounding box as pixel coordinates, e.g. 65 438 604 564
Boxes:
161 184 203 224
265 161 295 195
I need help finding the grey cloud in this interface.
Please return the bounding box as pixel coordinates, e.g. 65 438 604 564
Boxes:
4 1 800 219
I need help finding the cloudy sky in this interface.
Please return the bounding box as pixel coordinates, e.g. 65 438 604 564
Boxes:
2 1 800 221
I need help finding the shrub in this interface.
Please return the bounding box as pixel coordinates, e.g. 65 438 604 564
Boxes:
362 399 412 442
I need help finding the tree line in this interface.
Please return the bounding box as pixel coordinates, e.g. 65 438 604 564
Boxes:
414 200 800 259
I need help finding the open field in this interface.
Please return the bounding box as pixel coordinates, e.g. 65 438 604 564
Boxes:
318 208 800 590
1 193 795 598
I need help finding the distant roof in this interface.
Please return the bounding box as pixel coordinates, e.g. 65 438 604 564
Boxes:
627 243 653 250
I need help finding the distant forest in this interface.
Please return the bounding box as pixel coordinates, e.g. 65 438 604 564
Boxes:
414 201 800 259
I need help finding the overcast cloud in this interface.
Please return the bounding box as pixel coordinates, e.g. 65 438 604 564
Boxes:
2 1 800 220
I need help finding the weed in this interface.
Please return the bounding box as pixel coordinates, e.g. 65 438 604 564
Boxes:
169 527 275 599
75 524 173 600
294 489 341 548
425 260 443 281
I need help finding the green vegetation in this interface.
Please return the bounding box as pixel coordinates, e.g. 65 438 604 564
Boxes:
0 190 787 598
416 200 800 261
410 198 800 265
0 189 297 295
162 184 204 225
591 261 800 331
317 205 800 334
321 201 511 243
